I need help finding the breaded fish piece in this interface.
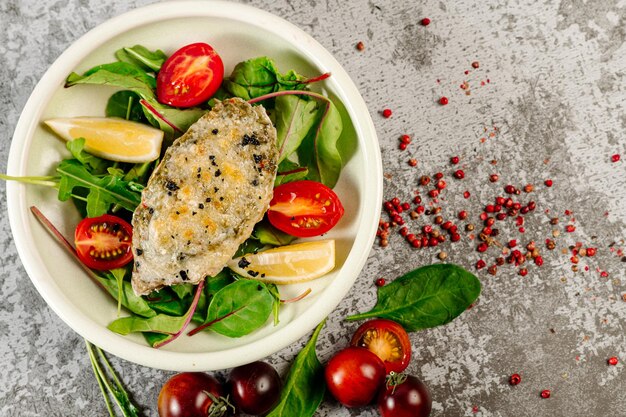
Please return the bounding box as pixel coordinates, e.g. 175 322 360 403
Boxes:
131 97 278 295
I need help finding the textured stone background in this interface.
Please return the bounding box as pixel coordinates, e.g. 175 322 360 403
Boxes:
1 0 625 416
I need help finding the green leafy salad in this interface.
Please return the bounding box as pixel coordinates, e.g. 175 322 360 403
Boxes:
6 42 352 348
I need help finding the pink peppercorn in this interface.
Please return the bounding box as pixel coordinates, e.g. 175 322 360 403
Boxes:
611 154 621 162
476 260 486 269
375 278 386 287
540 390 551 399
382 108 392 118
450 156 460 164
509 374 521 385
544 179 553 187
421 17 431 26
608 357 619 366
439 96 449 105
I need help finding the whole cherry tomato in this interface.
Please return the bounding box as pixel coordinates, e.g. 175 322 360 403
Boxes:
378 374 432 417
350 319 412 374
267 180 344 238
74 214 133 270
157 372 231 417
156 42 224 107
228 361 281 415
324 346 386 407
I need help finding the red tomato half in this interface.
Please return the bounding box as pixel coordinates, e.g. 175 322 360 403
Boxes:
350 319 412 374
74 214 133 271
267 180 344 238
156 42 224 107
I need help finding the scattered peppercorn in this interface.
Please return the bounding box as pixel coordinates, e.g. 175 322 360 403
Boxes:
611 154 621 162
421 17 431 26
450 156 460 164
540 390 551 399
608 356 619 366
544 179 553 187
382 108 392 118
356 41 365 51
375 278 386 287
439 96 449 105
471 61 480 69
509 374 521 385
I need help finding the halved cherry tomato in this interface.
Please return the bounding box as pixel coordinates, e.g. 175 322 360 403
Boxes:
350 319 412 374
156 42 224 107
267 180 344 238
74 214 133 271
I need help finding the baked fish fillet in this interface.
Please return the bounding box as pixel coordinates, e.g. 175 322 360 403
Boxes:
131 97 278 295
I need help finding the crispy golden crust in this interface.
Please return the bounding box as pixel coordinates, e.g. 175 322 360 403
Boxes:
131 98 278 295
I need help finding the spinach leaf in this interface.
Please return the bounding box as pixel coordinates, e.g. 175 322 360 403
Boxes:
57 159 142 216
192 272 234 323
346 264 481 331
115 45 167 72
253 219 296 247
274 95 319 163
274 159 309 186
67 62 157 89
190 279 273 338
266 320 326 417
297 97 343 188
108 312 187 335
224 56 307 100
106 90 145 122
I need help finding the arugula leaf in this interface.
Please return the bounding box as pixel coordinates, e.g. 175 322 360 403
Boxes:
189 279 273 338
346 264 482 331
274 95 319 163
266 320 326 417
65 138 108 173
56 159 142 217
115 45 167 72
93 271 156 318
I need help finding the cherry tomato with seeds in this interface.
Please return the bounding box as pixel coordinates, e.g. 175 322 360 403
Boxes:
74 214 133 271
158 372 231 417
156 42 224 107
378 374 432 417
350 318 412 374
268 180 344 238
324 346 386 408
228 361 281 416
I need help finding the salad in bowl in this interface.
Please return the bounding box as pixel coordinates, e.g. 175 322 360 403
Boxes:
5 1 381 371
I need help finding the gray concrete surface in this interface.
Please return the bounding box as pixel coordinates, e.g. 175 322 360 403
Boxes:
1 0 625 416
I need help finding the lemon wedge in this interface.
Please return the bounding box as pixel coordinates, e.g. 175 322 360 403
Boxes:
44 117 164 163
227 239 336 284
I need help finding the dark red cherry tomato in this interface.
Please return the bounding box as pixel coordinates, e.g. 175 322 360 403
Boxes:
378 374 432 417
156 42 224 107
350 319 412 374
228 361 281 416
324 346 386 408
74 214 133 271
158 372 230 417
268 180 344 238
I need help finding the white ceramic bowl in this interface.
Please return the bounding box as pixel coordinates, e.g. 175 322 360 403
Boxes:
6 1 382 371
